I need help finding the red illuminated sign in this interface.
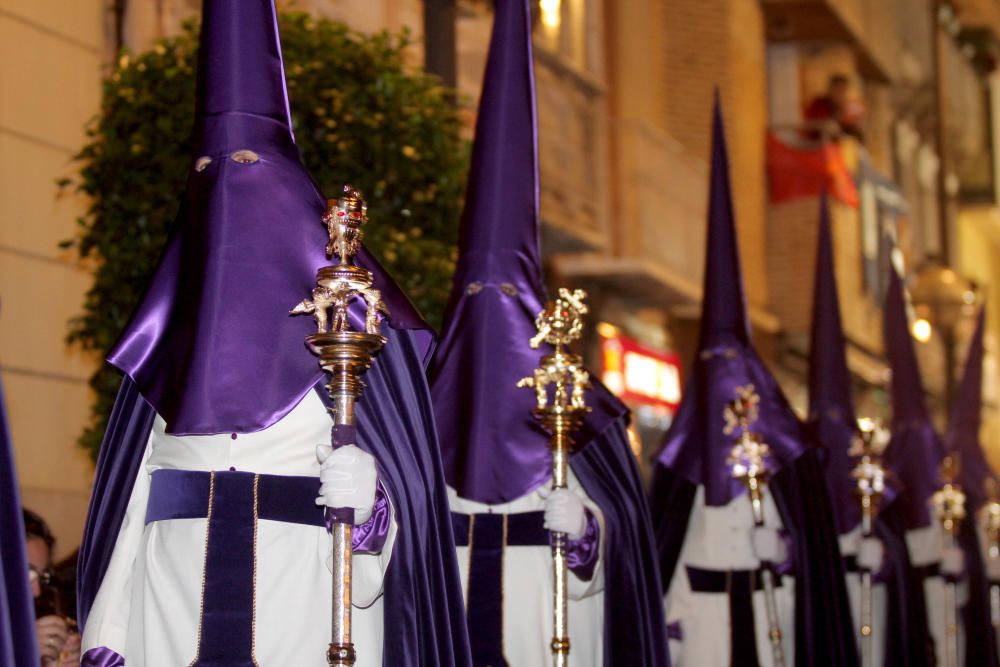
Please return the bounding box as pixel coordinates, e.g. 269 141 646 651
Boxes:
600 330 682 413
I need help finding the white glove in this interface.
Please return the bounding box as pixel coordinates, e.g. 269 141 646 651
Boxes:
987 556 1000 582
940 545 965 578
751 526 788 564
315 444 377 525
857 537 884 572
541 488 588 540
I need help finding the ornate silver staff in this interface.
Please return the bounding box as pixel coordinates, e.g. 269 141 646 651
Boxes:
518 287 591 667
982 478 1000 630
725 385 786 667
291 185 388 667
931 455 967 667
849 417 890 667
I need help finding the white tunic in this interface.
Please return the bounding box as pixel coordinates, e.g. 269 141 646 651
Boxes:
664 486 795 667
82 391 396 666
906 523 967 666
838 526 887 666
448 471 605 667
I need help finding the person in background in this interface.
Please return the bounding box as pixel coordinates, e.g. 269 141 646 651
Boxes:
804 73 865 142
24 509 80 667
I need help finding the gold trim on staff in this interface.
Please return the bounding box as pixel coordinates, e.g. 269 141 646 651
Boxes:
291 185 387 667
725 385 786 667
518 288 592 667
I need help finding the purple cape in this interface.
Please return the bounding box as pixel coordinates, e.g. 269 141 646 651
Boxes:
957 514 1000 667
0 378 40 667
882 266 945 530
79 1 470 663
571 414 671 665
78 329 472 665
807 195 930 665
428 2 667 662
655 99 808 506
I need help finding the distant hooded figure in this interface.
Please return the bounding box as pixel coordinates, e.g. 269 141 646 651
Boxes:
807 197 932 667
650 99 857 667
941 307 1000 667
880 265 984 667
76 1 471 665
426 1 668 666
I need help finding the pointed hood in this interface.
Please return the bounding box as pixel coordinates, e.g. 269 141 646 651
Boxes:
808 194 854 421
195 0 293 131
655 99 809 506
883 265 945 528
807 194 863 534
947 307 994 509
429 0 624 504
701 98 752 348
107 0 428 436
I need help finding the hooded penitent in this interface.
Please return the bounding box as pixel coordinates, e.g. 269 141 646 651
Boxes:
807 195 931 667
945 308 1000 667
882 266 945 532
427 0 668 664
650 99 857 666
947 308 994 510
0 377 39 667
76 1 469 664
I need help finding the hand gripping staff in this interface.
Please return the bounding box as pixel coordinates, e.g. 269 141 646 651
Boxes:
725 385 786 667
291 186 388 666
517 288 592 667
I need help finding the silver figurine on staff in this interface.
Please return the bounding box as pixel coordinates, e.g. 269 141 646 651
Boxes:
291 185 388 666
849 417 890 667
931 455 967 667
518 288 591 667
725 385 786 667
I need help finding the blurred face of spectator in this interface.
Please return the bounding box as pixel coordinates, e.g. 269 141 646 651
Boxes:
26 535 51 599
829 78 849 105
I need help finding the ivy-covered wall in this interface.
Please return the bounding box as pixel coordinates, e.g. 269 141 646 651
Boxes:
61 14 468 460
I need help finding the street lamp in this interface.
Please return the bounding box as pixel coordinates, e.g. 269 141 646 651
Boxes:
909 259 978 416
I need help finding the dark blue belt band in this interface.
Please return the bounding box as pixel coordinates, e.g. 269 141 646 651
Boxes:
146 469 325 667
450 511 549 548
451 511 549 667
686 565 786 667
685 565 785 593
146 468 325 527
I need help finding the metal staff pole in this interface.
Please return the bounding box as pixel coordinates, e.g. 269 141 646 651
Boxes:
982 479 1000 631
291 186 387 667
518 288 592 667
724 386 786 667
849 418 890 667
932 455 967 667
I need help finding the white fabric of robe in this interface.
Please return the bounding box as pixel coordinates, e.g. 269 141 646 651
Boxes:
81 390 396 667
838 526 887 666
664 485 795 667
906 523 967 666
447 470 605 667
977 518 1000 659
